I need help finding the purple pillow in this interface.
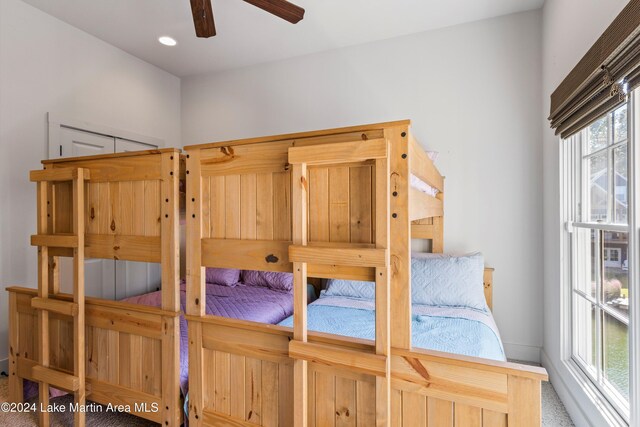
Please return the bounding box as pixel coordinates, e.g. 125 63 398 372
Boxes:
205 267 240 286
242 270 293 293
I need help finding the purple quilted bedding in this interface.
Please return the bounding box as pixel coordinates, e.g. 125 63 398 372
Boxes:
123 281 293 397
24 281 293 400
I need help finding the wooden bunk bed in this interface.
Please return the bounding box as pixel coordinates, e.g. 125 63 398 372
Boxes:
6 149 184 426
184 120 548 427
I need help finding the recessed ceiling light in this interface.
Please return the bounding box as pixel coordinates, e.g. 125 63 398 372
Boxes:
158 36 177 47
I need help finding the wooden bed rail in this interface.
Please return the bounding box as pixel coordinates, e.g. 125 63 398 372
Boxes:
183 313 547 426
7 286 182 425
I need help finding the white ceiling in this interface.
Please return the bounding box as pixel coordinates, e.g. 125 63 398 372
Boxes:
22 0 544 77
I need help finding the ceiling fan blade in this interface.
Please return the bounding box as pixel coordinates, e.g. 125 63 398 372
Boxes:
190 0 216 37
242 0 305 24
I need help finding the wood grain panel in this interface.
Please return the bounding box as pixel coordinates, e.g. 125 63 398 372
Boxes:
141 336 161 396
201 176 211 239
48 155 163 182
261 361 279 427
109 181 120 234
349 165 372 244
454 403 481 427
427 398 453 426
144 180 161 237
203 348 216 410
329 167 350 242
98 182 111 235
315 371 336 427
357 380 376 427
18 312 36 360
119 182 134 235
132 181 146 235
225 175 241 239
215 351 231 414
402 392 427 427
335 377 356 427
278 362 294 427
54 182 72 233
210 176 226 239
86 183 100 234
482 409 507 426
201 239 291 272
390 388 402 427
241 174 257 240
230 354 246 419
309 168 329 242
272 171 291 241
246 357 262 424
256 173 274 240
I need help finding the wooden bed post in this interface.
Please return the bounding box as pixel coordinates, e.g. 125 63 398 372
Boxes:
375 151 391 425
161 151 180 313
160 150 181 426
36 180 51 426
292 163 309 427
186 149 206 426
7 292 22 402
386 126 412 350
72 169 86 427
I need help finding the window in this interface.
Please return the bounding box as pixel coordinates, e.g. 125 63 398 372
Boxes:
564 103 633 420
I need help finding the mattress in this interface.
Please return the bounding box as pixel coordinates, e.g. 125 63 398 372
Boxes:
411 173 439 197
123 281 294 397
278 295 505 361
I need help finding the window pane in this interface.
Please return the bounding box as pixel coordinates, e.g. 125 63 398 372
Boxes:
574 228 597 299
587 115 609 153
603 311 629 401
603 231 629 321
614 144 628 223
573 294 597 373
613 105 627 143
588 152 609 221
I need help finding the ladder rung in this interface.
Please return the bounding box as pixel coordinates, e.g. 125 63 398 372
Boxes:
289 246 388 268
30 167 90 182
31 297 79 316
31 365 79 392
31 234 78 248
289 340 387 377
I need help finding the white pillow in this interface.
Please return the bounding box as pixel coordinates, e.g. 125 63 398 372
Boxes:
411 252 487 311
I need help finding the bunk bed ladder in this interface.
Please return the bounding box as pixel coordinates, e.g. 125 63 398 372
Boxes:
29 167 89 427
288 138 391 426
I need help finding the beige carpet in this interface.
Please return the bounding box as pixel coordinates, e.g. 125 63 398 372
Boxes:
0 375 157 426
1 374 573 426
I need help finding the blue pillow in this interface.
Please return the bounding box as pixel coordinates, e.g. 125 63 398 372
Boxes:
411 252 486 310
322 279 375 300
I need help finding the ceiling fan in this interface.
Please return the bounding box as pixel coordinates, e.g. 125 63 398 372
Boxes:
190 0 305 38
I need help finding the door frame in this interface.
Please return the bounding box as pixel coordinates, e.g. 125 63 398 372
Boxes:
48 112 165 158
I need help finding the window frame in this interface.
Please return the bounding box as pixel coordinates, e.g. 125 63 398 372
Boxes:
562 101 637 423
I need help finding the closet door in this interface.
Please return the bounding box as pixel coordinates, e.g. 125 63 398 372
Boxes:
53 128 117 298
114 138 162 299
56 127 115 158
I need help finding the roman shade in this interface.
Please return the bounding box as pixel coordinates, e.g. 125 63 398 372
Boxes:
549 0 640 139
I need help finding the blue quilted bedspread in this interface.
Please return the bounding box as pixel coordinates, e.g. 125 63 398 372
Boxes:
278 296 505 361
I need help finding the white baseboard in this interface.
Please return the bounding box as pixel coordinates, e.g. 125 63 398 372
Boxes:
502 342 541 363
0 358 8 376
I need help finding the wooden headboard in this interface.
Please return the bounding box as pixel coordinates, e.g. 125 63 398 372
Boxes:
483 267 494 310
